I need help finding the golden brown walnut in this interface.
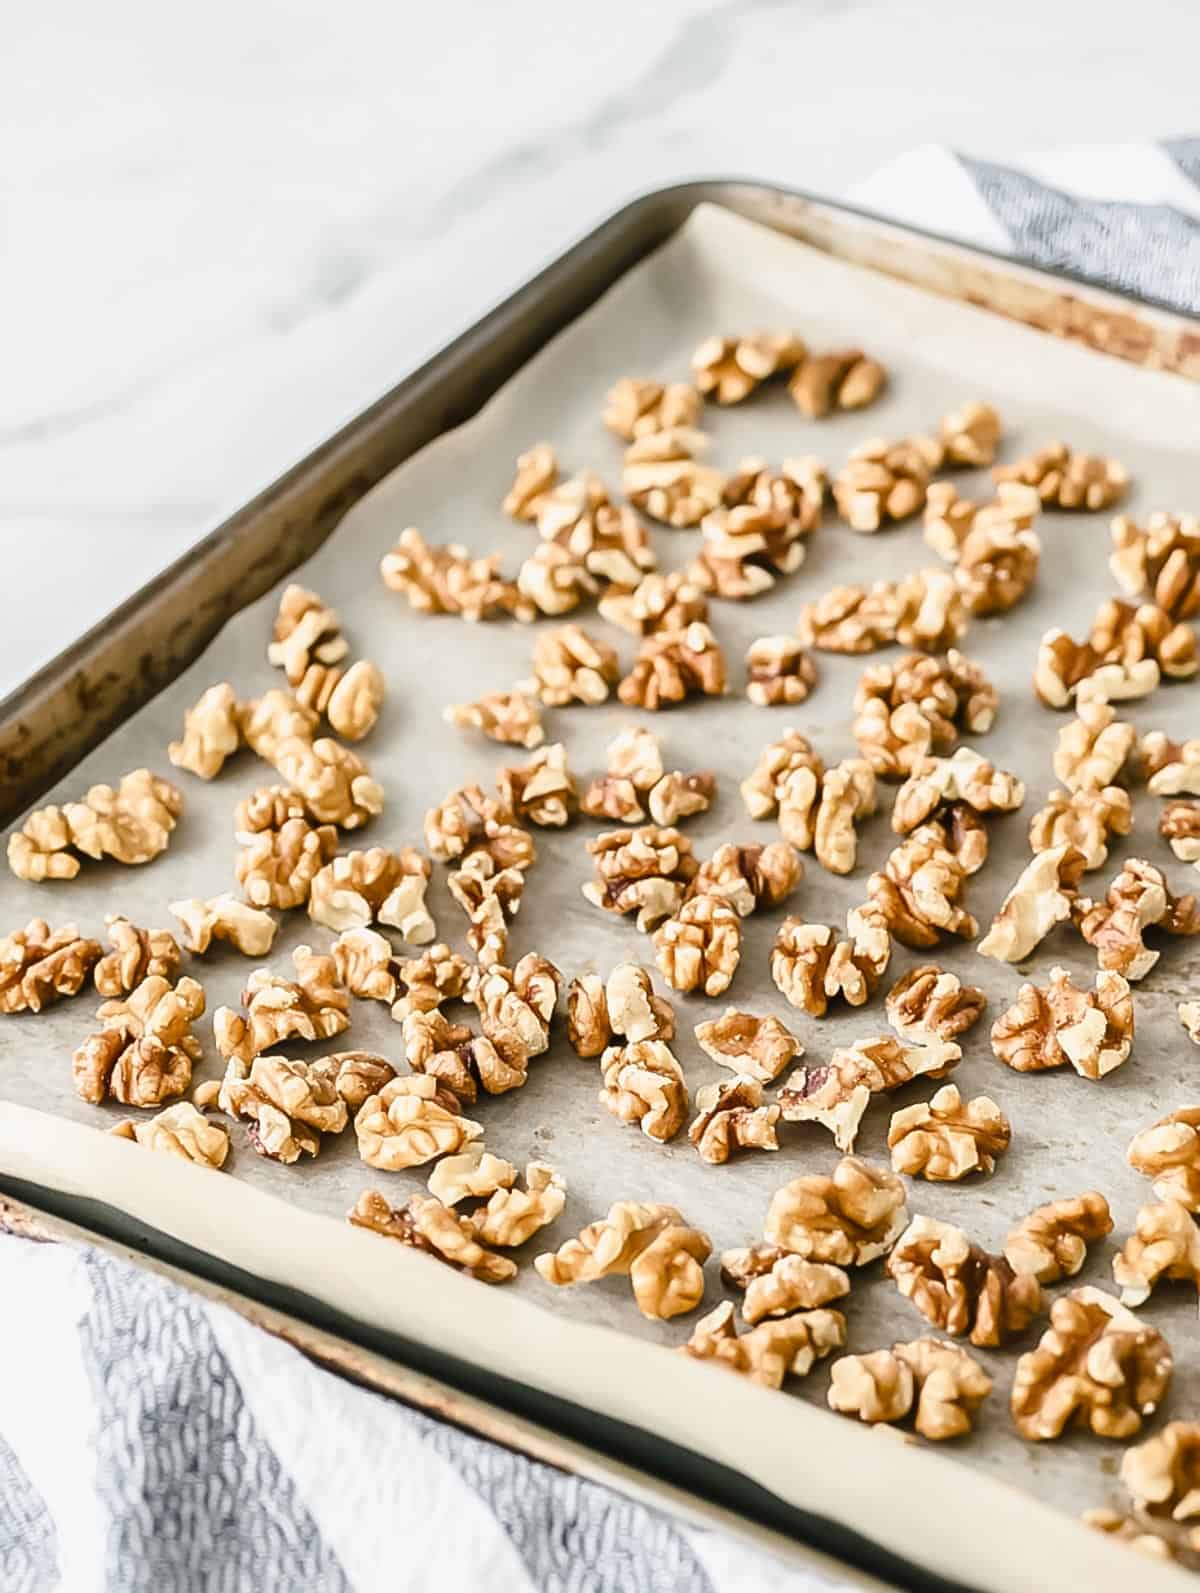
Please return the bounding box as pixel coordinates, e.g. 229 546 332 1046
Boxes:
693 1010 800 1086
239 688 319 760
866 822 978 948
582 825 698 931
809 760 877 875
833 435 944 531
990 966 1133 1078
444 688 544 750
895 1339 993 1440
789 348 886 417
566 963 675 1057
887 1084 1011 1182
690 841 802 918
598 1040 689 1143
9 768 183 882
0 920 102 1014
691 331 805 403
955 520 1041 617
939 401 1002 466
213 945 350 1066
1073 858 1200 981
924 480 1040 562
653 893 741 996
92 916 182 997
598 570 709 638
765 1158 908 1267
402 1008 523 1101
1111 512 1200 619
685 460 823 598
622 428 725 528
1011 1287 1171 1440
235 814 339 911
235 785 314 834
389 943 473 1022
1140 730 1200 796
307 847 436 943
354 1074 483 1170
219 1050 391 1162
603 378 702 442
891 747 1024 835
427 1146 517 1206
471 953 560 1073
851 650 997 779
110 1101 230 1169
827 1350 916 1426
688 1075 780 1164
645 770 716 827
994 441 1128 511
721 1248 850 1323
1052 707 1132 798
618 622 727 710
740 728 823 820
467 1162 566 1248
977 846 1085 963
495 744 578 831
1128 1108 1200 1212
168 896 275 959
1028 786 1131 872
168 683 243 779
887 1215 1044 1348
778 1034 960 1153
579 725 664 822
423 783 533 870
1160 800 1200 863
892 568 969 653
770 904 892 1016
1034 600 1195 708
73 975 205 1107
681 1300 846 1388
1121 1422 1200 1550
1004 1193 1114 1283
745 636 818 707
502 442 558 521
380 527 531 622
240 690 385 828
721 455 824 531
796 582 903 654
885 965 985 1043
523 625 620 710
349 1190 516 1284
1112 1199 1200 1308
536 1201 712 1320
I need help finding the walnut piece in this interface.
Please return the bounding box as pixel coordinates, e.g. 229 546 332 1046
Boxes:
796 582 903 654
852 650 996 779
580 725 663 822
168 683 243 779
423 782 533 870
1004 1192 1114 1283
444 688 544 750
1011 1287 1171 1440
990 966 1133 1077
470 953 560 1082
896 1339 992 1440
536 1201 711 1320
91 916 182 997
240 690 385 829
353 1074 482 1170
1051 704 1135 798
380 527 530 622
689 841 802 917
694 1009 801 1085
467 1162 566 1248
349 1190 516 1284
891 747 1024 835
622 427 724 527
719 1248 849 1324
219 1050 391 1162
1128 1108 1200 1212
524 625 620 707
1161 801 1200 863
0 920 102 1013
740 728 823 821
745 635 818 707
691 332 805 404
827 1350 917 1426
598 570 709 637
110 1101 229 1169
955 519 1041 617
73 975 205 1107
887 1215 1044 1348
977 845 1085 964
833 435 944 531
764 1157 909 1267
1140 730 1200 796
866 822 978 949
427 1145 518 1206
1121 1422 1200 1551
502 442 558 521
235 813 338 910
646 770 716 827
169 895 276 958
688 1075 780 1164
789 348 886 417
770 904 892 1016
994 442 1128 511
402 1008 522 1101
1034 600 1195 707
939 401 1002 466
566 963 675 1057
618 622 727 710
653 893 741 996
9 768 183 881
1111 512 1200 619
308 846 435 942
213 945 350 1065
686 460 823 598
1073 858 1200 980
266 584 384 741
389 943 473 1022
808 759 877 875
1028 785 1131 872
1113 1199 1200 1308
681 1300 846 1388
888 1084 1011 1181
885 965 985 1043
598 1040 689 1143
603 378 702 442
582 825 697 931
779 1034 960 1153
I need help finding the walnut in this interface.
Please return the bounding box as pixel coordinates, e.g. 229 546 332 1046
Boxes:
534 472 657 586
955 520 1041 617
1129 1108 1200 1211
617 621 727 710
681 1300 846 1388
833 435 944 531
218 1050 388 1162
1028 785 1131 872
653 893 741 996
810 759 877 875
688 1075 780 1164
448 850 525 966
990 966 1133 1077
686 462 823 597
213 945 350 1065
1113 1199 1200 1308
892 568 968 653
764 1157 908 1267
779 1034 961 1153
266 585 384 741
239 688 319 759
1111 512 1200 619
977 845 1085 963
1011 1287 1171 1440
691 331 805 403
471 953 560 1076
721 455 825 531
1073 858 1200 980
317 928 395 1010
796 582 903 654
73 975 205 1107
566 963 674 1057
168 682 243 779
1121 1422 1200 1549
740 729 823 820
234 781 318 833
745 636 818 707
719 1248 849 1323
353 1074 482 1170
885 965 985 1043
427 1145 517 1206
891 748 1024 835
493 743 577 830
423 783 533 870
646 770 716 827
9 768 183 881
888 1084 1011 1182
603 378 702 442
598 1040 689 1143
994 441 1128 511
1161 801 1200 862
444 688 543 750
694 1010 801 1085
536 1201 712 1319
598 570 709 637
308 846 434 942
402 1008 523 1100
0 920 101 1013
267 583 348 679
770 904 892 1016
1082 1509 1180 1562
690 842 802 917
866 822 978 948
851 650 996 779
581 825 697 931
89 916 181 999
936 400 1000 466
923 480 1040 562
467 1162 566 1247
380 527 530 622
887 1215 1043 1348
827 1350 916 1426
894 1340 993 1440
788 348 886 417
523 624 620 707
169 896 276 958
1004 1193 1115 1283
580 725 665 825
515 541 598 617
622 427 724 527
1052 703 1135 793
502 442 558 520
1140 730 1200 795
1034 600 1195 707
110 1101 229 1168
348 1190 516 1284
241 692 385 828
390 943 472 1022
236 816 339 910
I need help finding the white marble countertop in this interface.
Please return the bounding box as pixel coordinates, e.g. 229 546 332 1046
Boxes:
5 0 1199 698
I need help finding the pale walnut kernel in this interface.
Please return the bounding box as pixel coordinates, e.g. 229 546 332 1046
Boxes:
887 1215 1044 1348
73 975 205 1107
240 690 385 827
720 1248 849 1324
1073 858 1200 981
9 769 183 882
940 401 1002 467
891 747 1024 836
447 851 524 967
1140 730 1200 796
994 441 1128 510
496 743 577 828
444 688 544 750
722 456 824 533
1121 1422 1200 1550
598 571 709 638
892 568 969 653
1113 1199 1200 1308
234 782 315 833
168 683 243 779
533 471 651 578
267 583 384 741
688 1075 780 1164
603 378 703 442
502 442 558 520
390 943 472 1023
764 1157 908 1267
789 348 886 417
566 963 675 1057
1129 1108 1200 1212
618 622 727 710
796 583 903 654
852 650 996 780
888 1084 1011 1182
924 480 1040 561
582 825 698 931
1111 512 1200 619
990 967 1133 1078
653 893 741 996
169 895 276 958
516 541 599 617
423 783 533 870
779 1034 960 1153
0 920 102 1014
885 966 985 1043
977 845 1086 964
467 1162 567 1247
1034 601 1195 708
427 1146 517 1206
349 1190 516 1284
1029 786 1131 871
111 1102 228 1168
770 905 892 1017
598 1040 688 1143
92 916 182 998
682 1301 846 1389
1011 1287 1171 1440
833 435 944 531
536 1200 711 1320
866 822 978 949
308 846 435 941
647 770 716 827
1004 1193 1114 1284
740 729 822 821
354 1074 483 1171
622 427 724 528
894 1339 993 1441
213 946 350 1066
690 842 802 918
694 1010 801 1085
380 527 530 622
524 625 620 707
827 1351 915 1426
955 520 1041 617
812 760 877 876
691 332 805 404
236 815 339 910
745 636 818 707
331 927 399 1003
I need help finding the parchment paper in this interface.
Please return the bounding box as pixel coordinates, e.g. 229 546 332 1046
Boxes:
3 204 1200 1585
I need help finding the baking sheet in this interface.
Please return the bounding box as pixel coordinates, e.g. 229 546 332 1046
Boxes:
3 202 1200 1583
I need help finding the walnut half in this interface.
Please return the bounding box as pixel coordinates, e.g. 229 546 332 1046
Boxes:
887 1084 1011 1182
536 1201 711 1320
1004 1192 1114 1284
887 1215 1043 1348
1 920 102 1014
681 1300 846 1389
764 1157 908 1267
